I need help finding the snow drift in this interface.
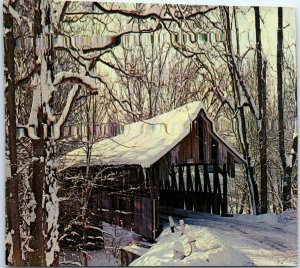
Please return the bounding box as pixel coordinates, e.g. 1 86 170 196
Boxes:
130 209 297 266
130 224 253 266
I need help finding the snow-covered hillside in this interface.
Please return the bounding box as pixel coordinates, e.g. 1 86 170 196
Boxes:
130 209 297 266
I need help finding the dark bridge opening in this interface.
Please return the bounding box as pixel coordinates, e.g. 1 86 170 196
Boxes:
159 163 228 215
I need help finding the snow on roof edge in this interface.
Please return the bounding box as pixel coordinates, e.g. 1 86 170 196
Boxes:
59 101 246 170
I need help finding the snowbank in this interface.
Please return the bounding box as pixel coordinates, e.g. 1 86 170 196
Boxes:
232 209 297 230
130 225 253 266
234 212 279 226
130 210 297 266
278 209 297 225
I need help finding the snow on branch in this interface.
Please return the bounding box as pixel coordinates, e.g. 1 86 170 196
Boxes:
93 3 164 19
213 86 235 112
231 57 260 120
53 85 80 140
55 35 122 55
238 79 260 119
27 75 41 139
94 3 217 21
56 17 162 54
54 72 98 92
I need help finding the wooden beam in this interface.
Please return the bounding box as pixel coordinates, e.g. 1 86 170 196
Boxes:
178 166 185 192
170 165 178 208
186 165 193 192
213 164 218 214
222 164 228 215
178 166 185 209
194 165 202 193
165 178 170 190
203 165 211 213
194 165 203 212
186 165 193 210
171 165 178 191
198 118 205 162
176 162 219 167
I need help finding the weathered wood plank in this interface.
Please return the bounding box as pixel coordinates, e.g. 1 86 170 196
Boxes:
203 165 212 213
186 165 193 192
198 118 205 162
185 166 194 210
171 165 178 191
213 165 222 215
178 166 185 209
222 164 228 215
194 165 202 193
134 197 153 239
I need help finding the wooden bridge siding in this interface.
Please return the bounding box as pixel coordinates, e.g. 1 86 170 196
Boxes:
134 197 153 239
212 165 222 214
91 192 159 240
175 166 183 209
203 164 212 213
185 165 194 210
179 134 198 164
81 111 237 240
194 165 203 211
159 164 228 215
159 112 237 176
176 114 233 167
222 164 228 214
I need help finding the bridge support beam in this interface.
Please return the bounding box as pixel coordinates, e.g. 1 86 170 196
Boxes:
222 164 228 215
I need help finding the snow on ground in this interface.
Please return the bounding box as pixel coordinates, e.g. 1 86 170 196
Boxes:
59 222 134 266
130 209 298 266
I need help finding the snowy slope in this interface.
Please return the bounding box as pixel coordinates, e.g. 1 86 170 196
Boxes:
130 209 298 266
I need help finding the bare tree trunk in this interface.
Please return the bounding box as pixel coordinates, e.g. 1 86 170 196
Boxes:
82 96 92 267
28 1 46 265
4 5 23 266
29 117 46 265
29 1 59 265
223 6 260 215
277 7 293 211
255 7 268 214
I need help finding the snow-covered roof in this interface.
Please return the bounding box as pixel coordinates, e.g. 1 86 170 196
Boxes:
59 101 244 170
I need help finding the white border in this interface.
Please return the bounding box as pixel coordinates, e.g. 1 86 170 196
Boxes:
0 0 299 267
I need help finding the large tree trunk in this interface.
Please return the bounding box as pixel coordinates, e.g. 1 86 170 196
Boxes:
277 7 293 210
28 0 60 265
254 7 268 214
28 0 46 265
4 5 23 266
29 117 46 265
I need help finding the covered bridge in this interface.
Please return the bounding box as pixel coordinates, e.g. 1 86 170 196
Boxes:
59 101 245 240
